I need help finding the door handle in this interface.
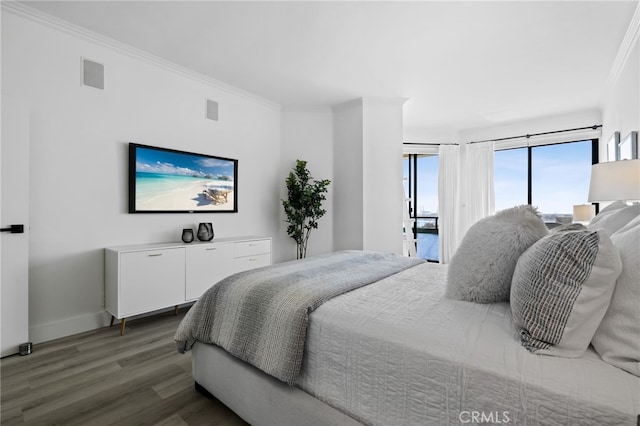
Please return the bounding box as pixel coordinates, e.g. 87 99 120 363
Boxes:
0 224 24 234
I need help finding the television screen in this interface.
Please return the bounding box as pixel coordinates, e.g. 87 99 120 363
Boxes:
129 143 238 213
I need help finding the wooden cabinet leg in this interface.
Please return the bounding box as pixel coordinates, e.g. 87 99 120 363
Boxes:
110 315 115 327
119 318 126 336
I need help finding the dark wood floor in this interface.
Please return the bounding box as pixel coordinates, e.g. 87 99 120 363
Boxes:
1 311 249 426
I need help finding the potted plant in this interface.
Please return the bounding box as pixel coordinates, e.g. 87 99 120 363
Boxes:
282 160 331 259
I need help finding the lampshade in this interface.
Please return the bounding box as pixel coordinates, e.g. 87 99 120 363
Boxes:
573 204 595 222
588 159 640 202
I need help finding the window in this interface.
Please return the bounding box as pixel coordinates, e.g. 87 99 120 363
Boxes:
494 148 528 210
494 139 597 226
403 154 439 262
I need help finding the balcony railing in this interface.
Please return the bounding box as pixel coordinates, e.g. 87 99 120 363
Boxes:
413 215 439 262
415 215 438 234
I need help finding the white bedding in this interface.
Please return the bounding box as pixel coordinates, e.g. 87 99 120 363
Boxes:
299 262 640 425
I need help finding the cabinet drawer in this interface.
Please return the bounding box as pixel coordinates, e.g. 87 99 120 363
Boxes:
234 253 270 273
234 239 270 257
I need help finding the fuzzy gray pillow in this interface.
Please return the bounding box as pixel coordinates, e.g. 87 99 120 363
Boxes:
445 205 548 303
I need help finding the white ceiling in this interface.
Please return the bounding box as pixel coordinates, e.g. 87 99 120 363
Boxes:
22 1 638 134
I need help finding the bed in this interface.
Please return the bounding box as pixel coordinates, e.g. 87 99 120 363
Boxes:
175 205 640 425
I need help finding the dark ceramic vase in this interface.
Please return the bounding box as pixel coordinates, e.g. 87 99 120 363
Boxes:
181 228 194 243
197 222 214 241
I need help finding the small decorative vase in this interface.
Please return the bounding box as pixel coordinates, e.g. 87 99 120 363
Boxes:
197 222 214 241
181 228 194 243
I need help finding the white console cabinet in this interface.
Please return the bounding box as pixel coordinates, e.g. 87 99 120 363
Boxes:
105 236 271 335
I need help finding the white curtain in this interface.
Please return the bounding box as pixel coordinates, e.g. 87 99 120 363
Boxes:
438 144 460 264
438 142 495 264
460 141 495 239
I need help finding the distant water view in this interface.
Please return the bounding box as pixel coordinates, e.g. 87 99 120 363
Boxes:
415 216 439 262
417 233 439 261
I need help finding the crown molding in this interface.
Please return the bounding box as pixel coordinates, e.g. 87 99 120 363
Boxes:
331 98 364 113
1 1 282 111
361 96 409 107
606 1 640 90
331 96 408 114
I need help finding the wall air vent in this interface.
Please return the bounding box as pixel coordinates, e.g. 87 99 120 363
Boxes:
206 99 219 121
82 58 104 90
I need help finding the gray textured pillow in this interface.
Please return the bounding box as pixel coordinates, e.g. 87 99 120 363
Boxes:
511 229 622 358
446 205 548 303
550 223 587 233
591 216 640 376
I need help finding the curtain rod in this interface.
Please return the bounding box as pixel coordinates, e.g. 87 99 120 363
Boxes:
469 124 602 144
403 142 459 146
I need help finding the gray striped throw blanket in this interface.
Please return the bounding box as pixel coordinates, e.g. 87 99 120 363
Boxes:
175 250 424 384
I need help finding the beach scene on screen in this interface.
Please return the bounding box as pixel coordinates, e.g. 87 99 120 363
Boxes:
135 147 235 211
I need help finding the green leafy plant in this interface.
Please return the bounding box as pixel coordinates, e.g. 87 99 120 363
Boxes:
282 160 331 259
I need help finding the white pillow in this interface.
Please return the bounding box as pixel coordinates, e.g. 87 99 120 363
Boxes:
588 202 640 236
597 200 628 214
591 215 640 376
446 205 548 303
510 228 622 358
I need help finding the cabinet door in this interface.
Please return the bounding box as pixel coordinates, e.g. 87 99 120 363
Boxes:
185 243 234 301
119 248 185 317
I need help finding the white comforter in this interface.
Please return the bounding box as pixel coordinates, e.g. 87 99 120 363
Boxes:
299 262 639 425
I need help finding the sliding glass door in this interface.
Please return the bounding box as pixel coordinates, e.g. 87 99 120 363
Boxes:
403 154 439 262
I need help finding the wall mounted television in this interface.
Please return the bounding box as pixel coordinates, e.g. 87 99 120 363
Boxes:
129 143 238 213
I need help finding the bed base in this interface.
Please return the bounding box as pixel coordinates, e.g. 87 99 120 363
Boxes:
192 342 363 426
194 381 214 399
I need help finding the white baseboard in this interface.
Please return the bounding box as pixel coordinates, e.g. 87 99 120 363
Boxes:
28 304 194 345
29 311 111 344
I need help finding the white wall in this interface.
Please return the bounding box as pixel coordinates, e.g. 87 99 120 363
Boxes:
2 10 283 343
602 5 640 160
280 109 334 261
332 98 405 254
403 126 457 144
362 98 405 254
333 100 364 251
